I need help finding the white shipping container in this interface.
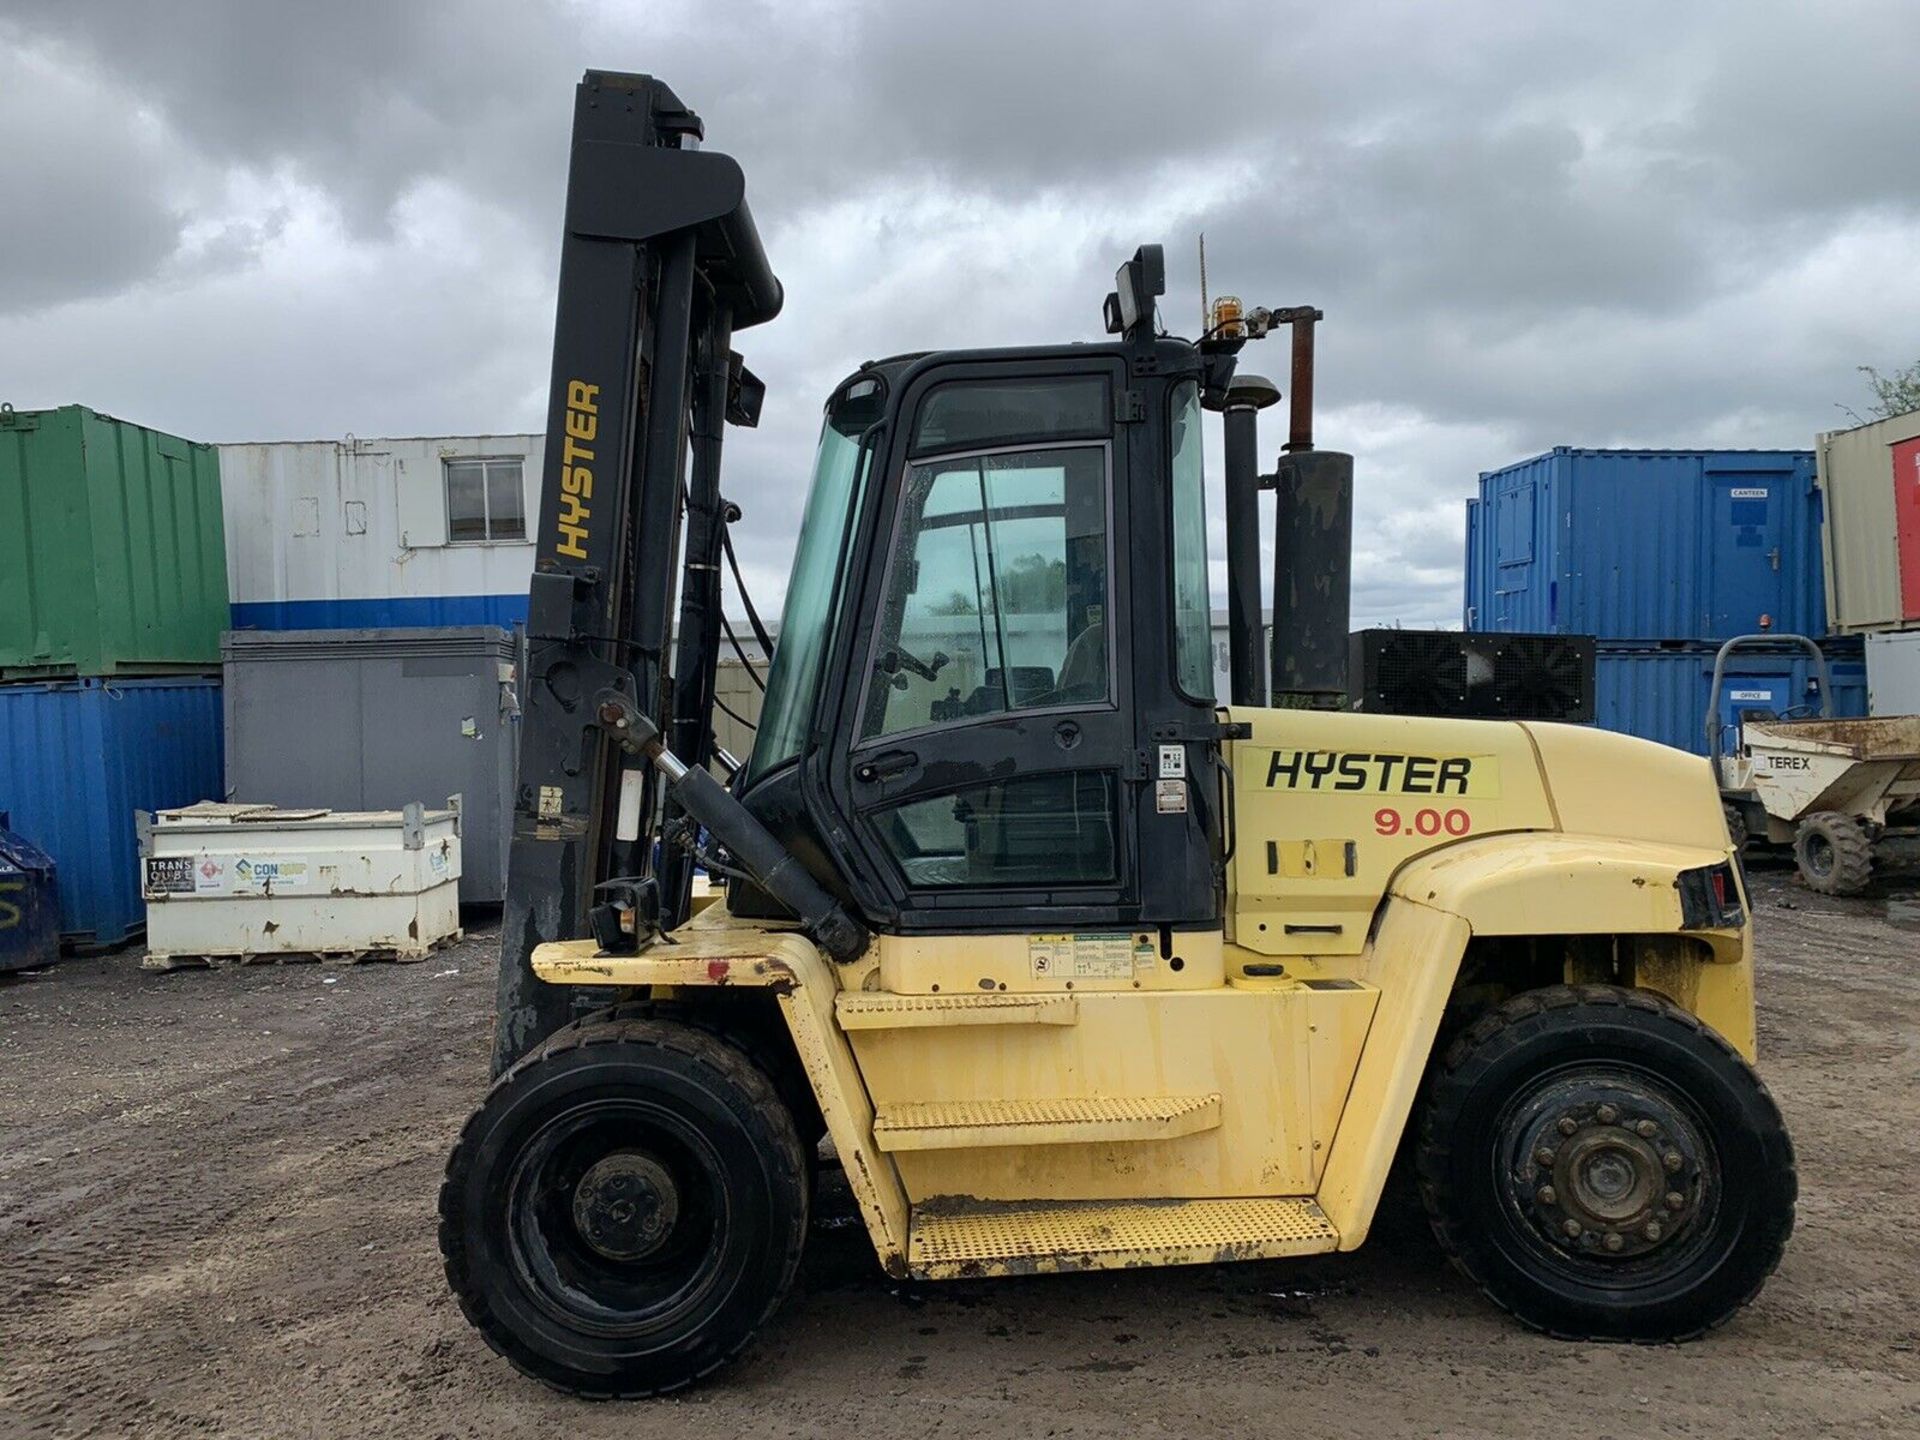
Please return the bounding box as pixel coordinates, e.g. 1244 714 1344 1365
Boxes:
1817 408 1920 634
139 800 463 966
1866 631 1920 716
219 434 541 630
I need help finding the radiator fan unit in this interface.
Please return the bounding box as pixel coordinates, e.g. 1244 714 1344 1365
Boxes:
1349 630 1595 723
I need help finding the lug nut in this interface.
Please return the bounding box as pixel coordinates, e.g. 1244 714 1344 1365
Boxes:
1635 1119 1659 1138
1535 1147 1557 1168
1563 1219 1584 1239
1603 1232 1625 1252
1596 1104 1619 1125
1665 1191 1686 1211
1643 1221 1664 1242
1558 1116 1579 1136
1663 1151 1684 1173
1536 1186 1557 1206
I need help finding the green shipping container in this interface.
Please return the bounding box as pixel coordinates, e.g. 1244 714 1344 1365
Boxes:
0 404 228 680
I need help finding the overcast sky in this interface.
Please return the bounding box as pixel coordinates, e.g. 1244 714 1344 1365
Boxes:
4 0 1918 626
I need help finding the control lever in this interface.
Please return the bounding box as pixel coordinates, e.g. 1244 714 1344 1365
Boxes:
876 646 950 687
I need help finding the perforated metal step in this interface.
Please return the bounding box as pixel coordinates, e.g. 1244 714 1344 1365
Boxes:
835 991 1079 1030
872 1094 1220 1152
908 1196 1340 1278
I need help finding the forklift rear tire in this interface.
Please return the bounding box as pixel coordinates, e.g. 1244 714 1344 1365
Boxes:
1415 984 1794 1342
439 1018 809 1397
1793 811 1873 895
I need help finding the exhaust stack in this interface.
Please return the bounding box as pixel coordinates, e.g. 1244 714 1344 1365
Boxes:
1269 451 1354 708
1264 308 1352 708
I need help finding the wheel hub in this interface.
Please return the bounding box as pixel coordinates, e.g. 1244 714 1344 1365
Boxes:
572 1151 680 1261
1805 835 1834 877
1517 1096 1705 1260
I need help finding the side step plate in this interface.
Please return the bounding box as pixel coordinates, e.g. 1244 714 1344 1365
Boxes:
908 1197 1340 1279
835 992 1078 1030
873 1094 1220 1152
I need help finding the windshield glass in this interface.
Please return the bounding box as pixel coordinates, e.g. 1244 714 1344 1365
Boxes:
743 383 879 784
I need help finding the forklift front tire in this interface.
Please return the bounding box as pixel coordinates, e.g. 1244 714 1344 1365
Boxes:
1416 984 1794 1342
439 1018 809 1397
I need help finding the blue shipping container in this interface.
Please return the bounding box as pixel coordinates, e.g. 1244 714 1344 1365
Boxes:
1465 449 1827 641
1593 641 1866 757
0 678 223 949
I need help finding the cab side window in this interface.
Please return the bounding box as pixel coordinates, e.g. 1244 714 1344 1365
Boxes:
862 444 1109 738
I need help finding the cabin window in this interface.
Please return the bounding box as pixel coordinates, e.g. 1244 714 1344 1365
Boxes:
445 457 526 543
862 442 1111 738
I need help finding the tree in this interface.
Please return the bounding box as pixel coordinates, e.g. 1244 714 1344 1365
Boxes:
1856 360 1920 422
929 590 977 616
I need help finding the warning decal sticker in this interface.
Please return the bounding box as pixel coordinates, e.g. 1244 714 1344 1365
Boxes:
145 857 195 896
1027 932 1153 980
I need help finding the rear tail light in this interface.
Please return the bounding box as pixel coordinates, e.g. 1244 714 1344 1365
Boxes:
1678 861 1746 930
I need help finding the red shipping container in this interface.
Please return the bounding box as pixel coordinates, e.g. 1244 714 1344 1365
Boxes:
1895 436 1920 620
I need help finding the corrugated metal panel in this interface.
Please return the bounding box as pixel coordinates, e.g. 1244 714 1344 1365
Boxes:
1817 409 1920 633
0 678 224 947
218 435 539 631
1465 448 1827 641
221 627 518 903
0 405 228 678
713 658 764 769
1593 641 1866 756
1462 498 1486 627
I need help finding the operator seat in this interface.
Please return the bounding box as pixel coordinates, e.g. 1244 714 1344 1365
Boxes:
1055 620 1107 703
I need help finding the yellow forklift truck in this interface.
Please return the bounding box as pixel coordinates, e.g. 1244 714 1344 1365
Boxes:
439 71 1795 1396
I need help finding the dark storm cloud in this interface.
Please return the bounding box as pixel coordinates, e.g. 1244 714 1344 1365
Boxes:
1 0 578 234
0 29 189 310
2 0 1918 626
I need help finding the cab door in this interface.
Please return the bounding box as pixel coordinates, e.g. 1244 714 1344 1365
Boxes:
825 361 1140 932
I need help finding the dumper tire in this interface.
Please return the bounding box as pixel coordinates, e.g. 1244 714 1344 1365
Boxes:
1721 802 1749 852
1793 811 1873 895
1416 984 1795 1342
439 1017 808 1398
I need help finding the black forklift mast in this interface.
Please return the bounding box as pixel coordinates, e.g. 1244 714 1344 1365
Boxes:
492 70 859 1076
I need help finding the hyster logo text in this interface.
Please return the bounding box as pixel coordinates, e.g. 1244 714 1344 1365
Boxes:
1266 748 1487 796
556 380 599 560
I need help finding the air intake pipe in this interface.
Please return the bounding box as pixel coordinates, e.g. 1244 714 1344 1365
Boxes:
1212 374 1281 706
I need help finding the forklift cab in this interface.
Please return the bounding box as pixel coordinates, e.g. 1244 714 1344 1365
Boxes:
734 338 1224 940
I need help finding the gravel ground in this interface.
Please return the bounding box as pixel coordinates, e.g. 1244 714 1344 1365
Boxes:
3 862 1918 1439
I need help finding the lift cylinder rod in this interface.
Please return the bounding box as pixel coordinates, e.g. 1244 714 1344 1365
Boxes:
599 697 869 961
